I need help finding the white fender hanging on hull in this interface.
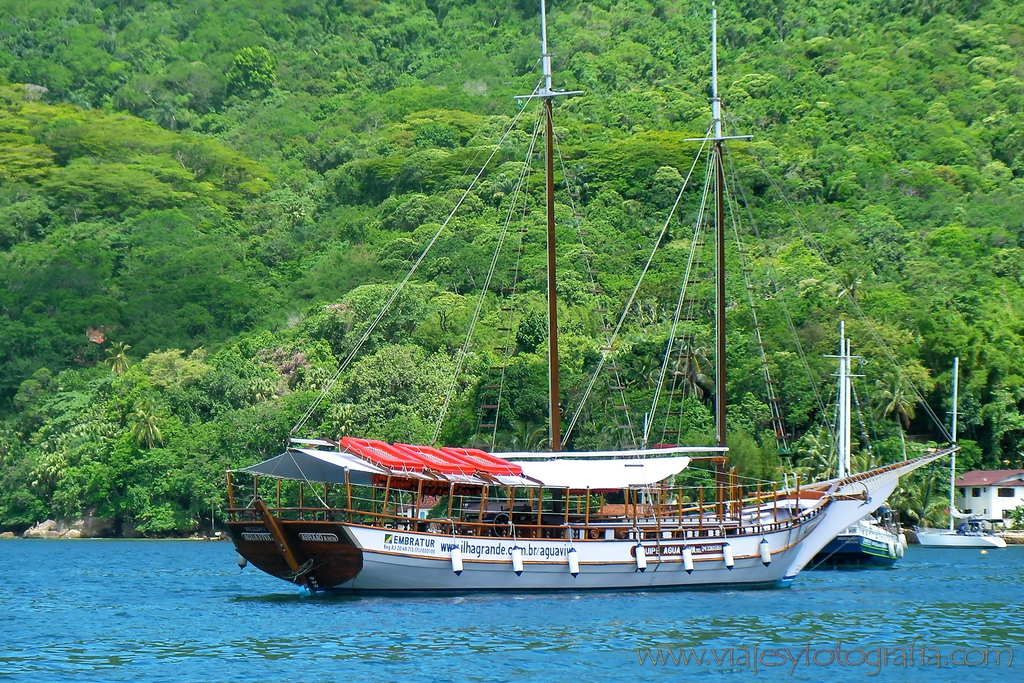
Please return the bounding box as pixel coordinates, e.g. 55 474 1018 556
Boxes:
567 548 580 577
723 542 735 570
759 539 771 566
450 546 464 576
511 546 524 576
635 545 647 572
682 545 694 574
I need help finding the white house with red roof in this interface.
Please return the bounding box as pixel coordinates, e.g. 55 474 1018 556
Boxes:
955 470 1024 522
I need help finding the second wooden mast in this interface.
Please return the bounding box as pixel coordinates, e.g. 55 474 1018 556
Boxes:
708 1 750 450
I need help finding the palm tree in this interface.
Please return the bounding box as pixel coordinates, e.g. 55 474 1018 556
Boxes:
129 399 165 449
499 420 549 452
836 267 863 304
673 342 712 399
105 342 132 376
793 426 835 479
329 403 357 439
890 470 947 527
872 371 917 460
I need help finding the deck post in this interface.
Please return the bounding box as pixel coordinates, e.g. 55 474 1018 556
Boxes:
382 475 392 521
756 481 762 533
344 468 353 522
478 486 489 527
677 484 683 529
584 489 591 534
795 474 801 517
536 487 544 533
226 471 235 514
698 485 704 534
414 479 424 524
772 481 778 523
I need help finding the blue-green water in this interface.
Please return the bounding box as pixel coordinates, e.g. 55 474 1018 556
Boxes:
1 540 1021 682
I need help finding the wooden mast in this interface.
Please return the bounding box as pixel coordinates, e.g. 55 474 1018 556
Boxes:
518 0 579 452
714 138 726 449
711 0 727 451
704 2 752 495
545 94 561 452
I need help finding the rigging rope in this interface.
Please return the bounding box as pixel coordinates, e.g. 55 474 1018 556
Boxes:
563 126 714 444
645 154 715 446
724 147 831 432
747 148 953 442
432 109 545 444
721 160 789 448
290 92 537 436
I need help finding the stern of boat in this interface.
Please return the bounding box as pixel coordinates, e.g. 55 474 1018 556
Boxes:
227 514 363 589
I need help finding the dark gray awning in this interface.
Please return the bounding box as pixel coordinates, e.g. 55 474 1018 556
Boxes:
234 448 387 485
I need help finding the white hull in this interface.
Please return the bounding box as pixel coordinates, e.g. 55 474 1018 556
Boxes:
231 449 950 593
338 523 812 592
329 462 915 592
916 531 1007 548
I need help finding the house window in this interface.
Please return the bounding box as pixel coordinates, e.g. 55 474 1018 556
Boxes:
1004 510 1016 520
958 487 966 497
972 487 981 497
998 488 1015 498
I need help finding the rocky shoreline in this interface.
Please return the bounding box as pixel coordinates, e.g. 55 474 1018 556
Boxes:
4 516 228 540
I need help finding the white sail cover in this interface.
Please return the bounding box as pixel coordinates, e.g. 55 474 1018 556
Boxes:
509 455 692 489
237 448 387 485
236 447 698 489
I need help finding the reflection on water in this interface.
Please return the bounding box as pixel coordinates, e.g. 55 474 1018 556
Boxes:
1 540 1022 682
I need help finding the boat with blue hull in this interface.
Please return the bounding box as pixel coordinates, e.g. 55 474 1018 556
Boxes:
812 509 905 569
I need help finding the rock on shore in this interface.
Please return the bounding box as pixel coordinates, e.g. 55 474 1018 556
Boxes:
21 515 117 539
1002 530 1024 544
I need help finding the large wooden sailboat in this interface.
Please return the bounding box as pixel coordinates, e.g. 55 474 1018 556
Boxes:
225 1 953 593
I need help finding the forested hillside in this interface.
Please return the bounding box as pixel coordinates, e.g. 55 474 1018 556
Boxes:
2 0 1024 533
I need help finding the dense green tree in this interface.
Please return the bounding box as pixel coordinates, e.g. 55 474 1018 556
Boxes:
226 47 278 98
3 0 1024 532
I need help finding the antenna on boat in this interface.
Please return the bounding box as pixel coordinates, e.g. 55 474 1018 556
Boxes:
515 0 581 452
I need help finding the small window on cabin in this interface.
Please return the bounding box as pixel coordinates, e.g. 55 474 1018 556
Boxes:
972 488 981 497
998 488 1015 498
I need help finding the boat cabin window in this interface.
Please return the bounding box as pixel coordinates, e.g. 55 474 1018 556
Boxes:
972 487 981 497
997 488 1015 497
